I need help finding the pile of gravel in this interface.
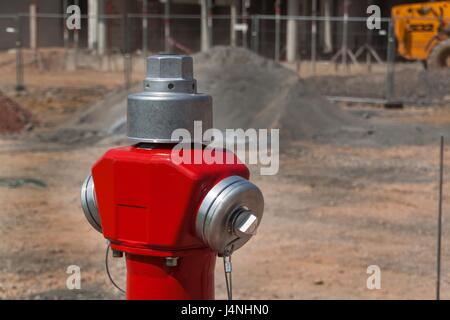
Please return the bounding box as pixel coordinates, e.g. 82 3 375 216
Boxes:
193 46 359 141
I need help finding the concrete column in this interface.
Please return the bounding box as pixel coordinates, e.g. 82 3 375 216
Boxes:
230 0 237 47
201 0 211 51
321 0 333 53
88 0 98 50
98 0 106 55
29 0 37 57
286 0 299 62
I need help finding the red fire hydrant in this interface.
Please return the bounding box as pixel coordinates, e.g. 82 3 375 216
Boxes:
81 54 264 300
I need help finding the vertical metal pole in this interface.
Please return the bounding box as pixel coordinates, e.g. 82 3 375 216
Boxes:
88 0 98 51
242 0 249 48
322 0 332 54
63 0 69 52
29 0 38 62
251 15 259 53
230 0 237 47
74 0 79 68
123 12 127 89
274 0 280 61
385 19 395 102
342 0 349 70
366 30 373 72
436 135 445 300
366 0 373 72
142 0 148 58
15 15 25 92
286 0 299 63
436 136 444 301
311 0 317 75
98 0 106 55
123 10 131 91
201 0 211 51
164 0 171 52
208 0 213 47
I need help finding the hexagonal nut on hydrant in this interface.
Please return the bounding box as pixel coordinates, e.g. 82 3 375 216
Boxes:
146 55 193 80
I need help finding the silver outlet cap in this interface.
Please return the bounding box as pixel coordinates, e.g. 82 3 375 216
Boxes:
80 174 102 233
196 176 264 255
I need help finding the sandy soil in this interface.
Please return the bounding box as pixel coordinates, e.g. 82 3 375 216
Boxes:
1 106 450 300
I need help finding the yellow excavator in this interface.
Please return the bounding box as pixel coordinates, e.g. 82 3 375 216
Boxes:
392 0 450 68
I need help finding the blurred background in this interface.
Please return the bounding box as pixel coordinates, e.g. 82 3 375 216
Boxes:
1 0 450 300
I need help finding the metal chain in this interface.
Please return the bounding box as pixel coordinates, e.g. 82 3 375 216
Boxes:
105 242 125 294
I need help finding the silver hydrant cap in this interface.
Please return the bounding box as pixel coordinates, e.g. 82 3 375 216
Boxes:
127 54 212 143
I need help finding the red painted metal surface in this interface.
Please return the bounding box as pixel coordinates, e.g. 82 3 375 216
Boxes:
126 251 216 300
91 144 248 299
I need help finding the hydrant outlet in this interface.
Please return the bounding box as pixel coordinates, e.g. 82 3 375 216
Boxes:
196 175 264 255
80 174 101 233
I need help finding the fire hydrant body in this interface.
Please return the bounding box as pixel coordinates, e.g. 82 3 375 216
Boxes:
93 146 248 299
81 54 264 300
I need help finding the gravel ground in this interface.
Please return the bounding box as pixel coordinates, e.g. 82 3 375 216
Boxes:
1 129 450 299
309 63 450 106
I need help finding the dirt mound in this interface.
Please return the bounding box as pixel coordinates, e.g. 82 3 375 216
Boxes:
193 46 360 141
0 91 34 134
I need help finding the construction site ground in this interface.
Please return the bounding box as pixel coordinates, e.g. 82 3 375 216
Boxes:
1 48 450 299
